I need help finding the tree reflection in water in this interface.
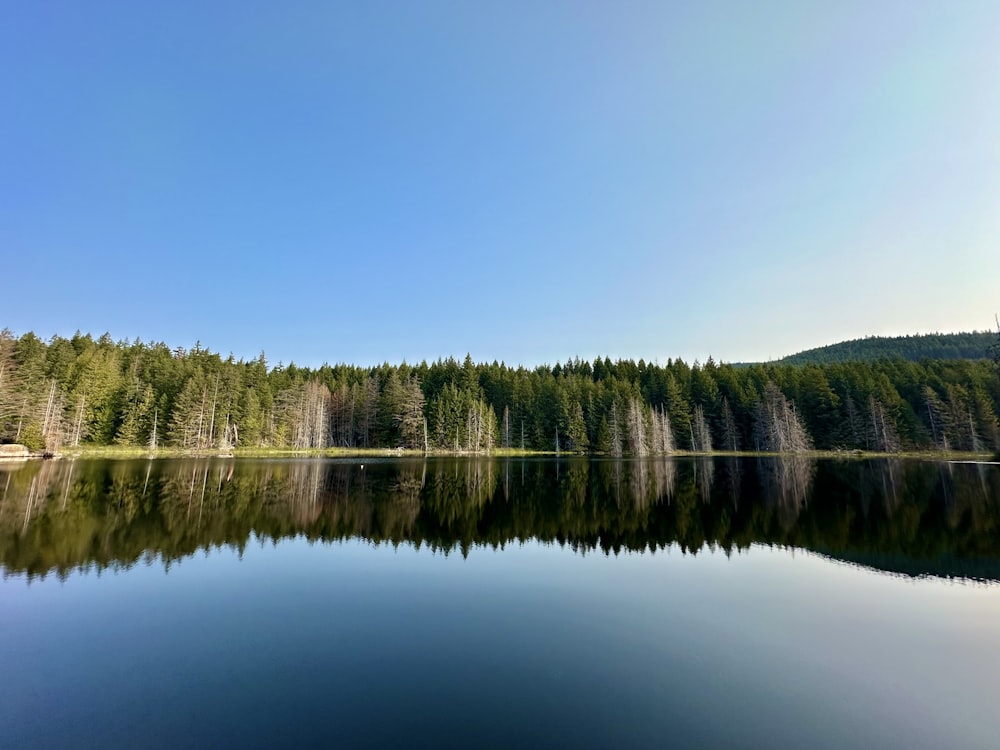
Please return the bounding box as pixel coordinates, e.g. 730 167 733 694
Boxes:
1 457 999 581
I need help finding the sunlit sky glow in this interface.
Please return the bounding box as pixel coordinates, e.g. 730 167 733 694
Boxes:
2 1 998 367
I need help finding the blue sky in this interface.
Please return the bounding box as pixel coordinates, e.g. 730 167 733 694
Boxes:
2 1 998 367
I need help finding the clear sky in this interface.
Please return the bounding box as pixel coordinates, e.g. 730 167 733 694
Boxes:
2 1 998 367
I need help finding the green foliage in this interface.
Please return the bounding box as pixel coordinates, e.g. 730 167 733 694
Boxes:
18 422 45 452
776 332 996 366
1 329 999 455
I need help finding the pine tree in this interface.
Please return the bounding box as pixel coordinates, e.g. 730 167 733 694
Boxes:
565 401 588 452
168 373 209 449
609 400 623 458
115 383 155 446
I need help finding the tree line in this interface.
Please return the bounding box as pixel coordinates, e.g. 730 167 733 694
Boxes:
1 328 999 454
775 331 997 365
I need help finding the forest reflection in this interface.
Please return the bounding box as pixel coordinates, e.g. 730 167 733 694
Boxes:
2 457 999 581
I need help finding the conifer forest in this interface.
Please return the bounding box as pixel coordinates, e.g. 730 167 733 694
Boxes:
1 329 998 455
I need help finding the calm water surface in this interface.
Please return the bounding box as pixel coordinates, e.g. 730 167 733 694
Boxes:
1 457 999 749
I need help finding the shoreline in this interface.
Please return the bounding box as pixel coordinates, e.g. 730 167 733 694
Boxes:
19 446 998 462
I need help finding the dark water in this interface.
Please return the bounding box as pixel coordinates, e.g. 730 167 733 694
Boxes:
1 457 999 749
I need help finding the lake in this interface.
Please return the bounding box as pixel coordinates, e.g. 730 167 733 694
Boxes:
2 456 999 748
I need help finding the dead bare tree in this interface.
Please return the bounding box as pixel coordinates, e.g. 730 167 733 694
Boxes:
289 381 331 449
868 396 901 453
626 397 649 456
753 382 812 453
40 380 65 453
149 408 158 452
650 405 675 454
690 404 713 453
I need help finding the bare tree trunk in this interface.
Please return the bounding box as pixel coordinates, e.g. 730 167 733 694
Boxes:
691 404 713 453
15 397 27 441
626 397 649 456
968 409 983 453
41 380 64 453
651 407 662 455
150 408 158 452
208 374 220 449
72 396 86 447
659 406 675 453
196 389 207 451
868 396 900 453
754 382 812 453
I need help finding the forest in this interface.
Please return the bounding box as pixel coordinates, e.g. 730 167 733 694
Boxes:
1 328 999 455
775 331 997 365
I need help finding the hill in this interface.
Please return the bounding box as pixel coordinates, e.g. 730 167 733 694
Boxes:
775 331 996 365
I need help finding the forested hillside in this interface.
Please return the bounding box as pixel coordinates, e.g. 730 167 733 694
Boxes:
1 329 999 455
776 331 996 365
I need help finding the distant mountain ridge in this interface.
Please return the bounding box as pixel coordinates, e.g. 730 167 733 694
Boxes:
814 548 1000 583
774 331 996 365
